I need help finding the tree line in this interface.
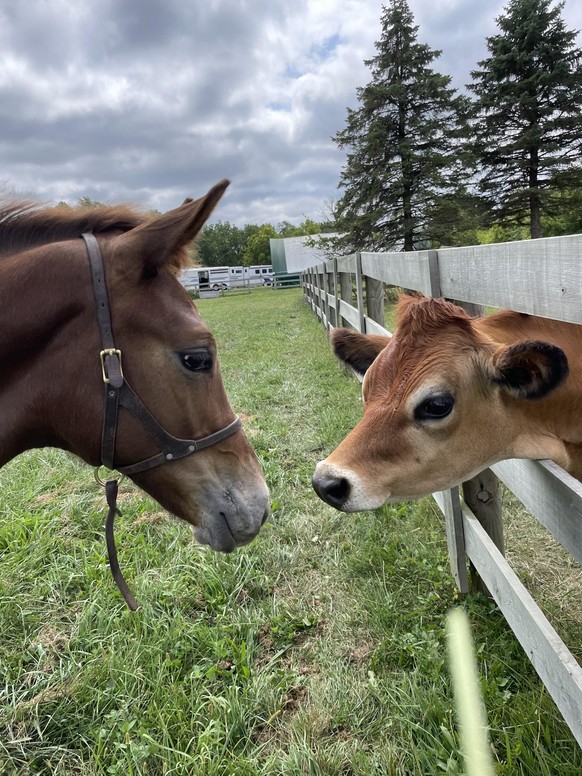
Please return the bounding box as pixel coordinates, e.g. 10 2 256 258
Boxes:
332 0 582 253
194 218 335 267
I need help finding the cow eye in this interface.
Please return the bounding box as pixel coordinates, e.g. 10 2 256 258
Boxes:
414 393 454 421
179 349 213 372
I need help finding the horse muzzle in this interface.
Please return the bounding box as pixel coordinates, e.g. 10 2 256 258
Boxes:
192 485 270 552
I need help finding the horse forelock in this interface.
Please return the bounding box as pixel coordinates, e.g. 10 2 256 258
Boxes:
0 198 149 258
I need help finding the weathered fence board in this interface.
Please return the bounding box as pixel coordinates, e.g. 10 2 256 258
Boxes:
491 458 582 567
355 237 582 325
338 299 360 329
437 237 582 323
462 505 582 749
364 316 390 337
360 250 433 294
339 272 352 326
434 488 469 593
337 254 357 273
366 276 385 326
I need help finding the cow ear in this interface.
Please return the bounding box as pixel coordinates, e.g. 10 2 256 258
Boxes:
113 180 229 278
491 341 569 399
330 328 391 377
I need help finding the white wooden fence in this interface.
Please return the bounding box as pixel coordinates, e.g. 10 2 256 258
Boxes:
301 235 582 749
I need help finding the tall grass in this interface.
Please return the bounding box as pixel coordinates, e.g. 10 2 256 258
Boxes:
0 288 580 774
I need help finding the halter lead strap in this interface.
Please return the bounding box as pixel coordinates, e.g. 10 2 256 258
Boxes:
81 232 242 609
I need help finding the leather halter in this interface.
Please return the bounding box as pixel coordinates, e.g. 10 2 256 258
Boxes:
82 232 242 609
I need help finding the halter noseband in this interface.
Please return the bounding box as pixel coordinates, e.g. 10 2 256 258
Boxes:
82 232 242 609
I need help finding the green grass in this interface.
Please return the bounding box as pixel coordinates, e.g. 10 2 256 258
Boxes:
0 287 580 774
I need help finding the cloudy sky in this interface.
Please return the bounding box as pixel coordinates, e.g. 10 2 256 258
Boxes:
1 0 580 227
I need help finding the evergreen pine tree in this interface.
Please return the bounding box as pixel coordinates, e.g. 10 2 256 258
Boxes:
332 0 469 252
468 0 582 238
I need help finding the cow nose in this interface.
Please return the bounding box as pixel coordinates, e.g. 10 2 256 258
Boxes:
312 471 351 508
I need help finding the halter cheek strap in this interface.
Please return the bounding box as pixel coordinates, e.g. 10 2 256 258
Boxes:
82 232 242 609
83 232 241 474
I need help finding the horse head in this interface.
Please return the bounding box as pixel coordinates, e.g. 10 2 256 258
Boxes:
0 181 269 553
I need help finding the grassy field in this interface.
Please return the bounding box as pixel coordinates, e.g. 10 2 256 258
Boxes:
0 287 581 775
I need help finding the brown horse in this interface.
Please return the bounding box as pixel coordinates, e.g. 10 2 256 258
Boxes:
0 180 269 559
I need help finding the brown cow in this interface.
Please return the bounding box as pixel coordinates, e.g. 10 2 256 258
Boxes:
312 295 582 511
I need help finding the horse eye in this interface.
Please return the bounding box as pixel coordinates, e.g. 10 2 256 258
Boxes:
414 394 454 421
179 350 213 373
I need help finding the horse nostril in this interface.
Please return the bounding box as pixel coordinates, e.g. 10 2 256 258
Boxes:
312 472 351 508
261 508 269 526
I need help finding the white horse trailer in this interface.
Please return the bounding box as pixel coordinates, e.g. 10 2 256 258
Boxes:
243 265 274 286
179 265 273 291
179 266 229 291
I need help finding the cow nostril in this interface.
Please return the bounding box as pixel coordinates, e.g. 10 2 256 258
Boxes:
312 473 351 508
327 477 349 502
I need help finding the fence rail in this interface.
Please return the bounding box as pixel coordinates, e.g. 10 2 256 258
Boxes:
300 234 582 748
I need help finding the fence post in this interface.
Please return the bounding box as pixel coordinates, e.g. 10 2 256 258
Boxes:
330 258 339 329
339 269 352 328
440 488 469 593
319 266 326 324
322 264 331 330
448 286 503 596
424 251 503 596
366 271 385 328
462 475 504 596
311 267 321 320
355 252 365 333
425 252 469 593
316 266 324 322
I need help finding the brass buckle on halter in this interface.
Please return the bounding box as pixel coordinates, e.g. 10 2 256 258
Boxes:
100 348 123 384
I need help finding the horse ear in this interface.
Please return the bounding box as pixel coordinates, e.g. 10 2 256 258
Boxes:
114 180 229 276
491 341 569 399
331 328 391 377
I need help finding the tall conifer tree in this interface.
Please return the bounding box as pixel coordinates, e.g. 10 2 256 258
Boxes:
468 0 582 238
332 0 468 252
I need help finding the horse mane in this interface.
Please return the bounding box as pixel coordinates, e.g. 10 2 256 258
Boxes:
0 198 149 258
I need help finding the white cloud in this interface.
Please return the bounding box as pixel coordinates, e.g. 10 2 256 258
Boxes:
0 0 580 224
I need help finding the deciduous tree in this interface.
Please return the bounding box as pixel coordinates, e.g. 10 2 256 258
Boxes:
195 221 250 266
242 224 278 266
